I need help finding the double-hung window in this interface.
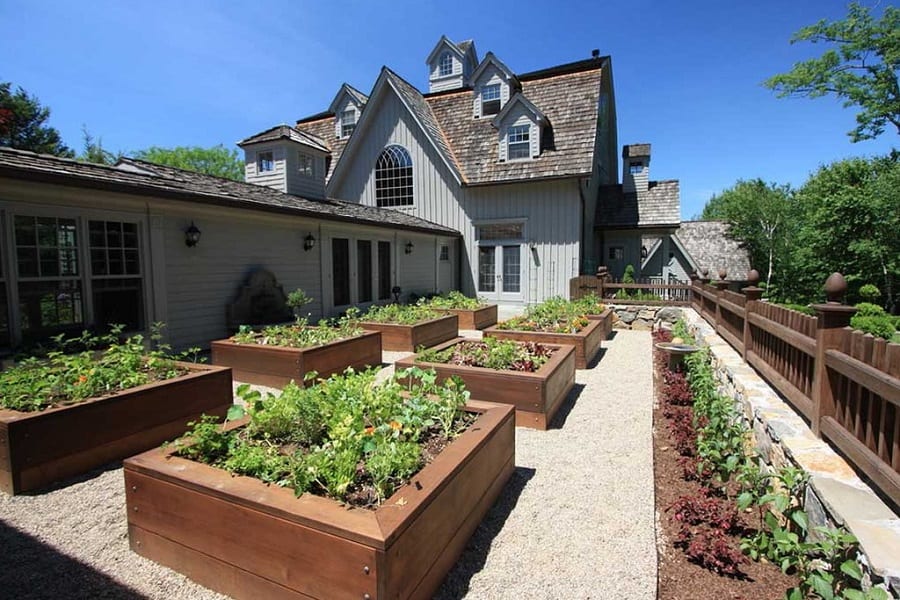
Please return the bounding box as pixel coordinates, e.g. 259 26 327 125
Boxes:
507 125 531 160
341 109 356 138
481 84 501 116
439 52 453 77
298 152 315 178
257 151 274 172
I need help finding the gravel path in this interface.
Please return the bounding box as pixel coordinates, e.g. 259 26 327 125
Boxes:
0 330 656 599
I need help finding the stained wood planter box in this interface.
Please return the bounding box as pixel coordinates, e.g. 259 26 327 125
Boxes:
211 330 382 388
484 317 605 369
395 338 575 430
358 314 458 352
0 362 232 495
124 399 515 600
433 304 498 330
586 308 614 340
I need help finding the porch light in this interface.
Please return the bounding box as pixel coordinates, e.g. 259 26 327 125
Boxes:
641 245 648 259
405 241 414 254
304 233 316 251
184 222 201 247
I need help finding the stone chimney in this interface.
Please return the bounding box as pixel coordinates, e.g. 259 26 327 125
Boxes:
622 144 651 195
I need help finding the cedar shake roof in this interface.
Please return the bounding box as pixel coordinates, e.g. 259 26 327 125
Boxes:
597 180 681 228
294 56 606 186
676 220 752 280
0 147 459 236
237 124 329 153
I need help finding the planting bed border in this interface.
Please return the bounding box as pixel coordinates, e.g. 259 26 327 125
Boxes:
211 330 382 388
586 308 613 340
395 337 575 430
0 362 232 495
124 399 515 600
484 316 605 369
358 314 458 352
433 304 498 330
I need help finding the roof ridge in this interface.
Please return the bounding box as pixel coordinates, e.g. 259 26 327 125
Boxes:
517 56 606 81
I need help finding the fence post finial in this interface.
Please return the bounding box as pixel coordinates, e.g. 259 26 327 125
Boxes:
823 272 847 304
718 268 728 281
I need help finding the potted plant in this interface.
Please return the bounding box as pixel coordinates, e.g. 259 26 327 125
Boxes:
124 368 515 600
0 325 231 494
422 291 498 330
395 337 575 429
484 297 605 369
358 303 458 352
212 301 381 388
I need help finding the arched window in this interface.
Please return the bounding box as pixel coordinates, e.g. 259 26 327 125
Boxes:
375 145 413 207
439 52 453 77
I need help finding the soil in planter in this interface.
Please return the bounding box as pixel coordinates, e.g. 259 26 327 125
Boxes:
653 335 798 599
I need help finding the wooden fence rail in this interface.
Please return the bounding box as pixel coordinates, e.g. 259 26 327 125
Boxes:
569 270 900 505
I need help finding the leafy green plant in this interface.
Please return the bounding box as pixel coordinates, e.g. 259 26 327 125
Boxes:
851 303 896 340
496 296 592 334
423 291 486 310
858 284 881 304
231 309 363 348
361 303 439 325
417 337 555 372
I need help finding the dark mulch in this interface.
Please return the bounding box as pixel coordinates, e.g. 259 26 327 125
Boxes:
653 336 798 600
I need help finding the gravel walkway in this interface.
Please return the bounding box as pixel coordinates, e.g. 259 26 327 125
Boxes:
0 330 656 599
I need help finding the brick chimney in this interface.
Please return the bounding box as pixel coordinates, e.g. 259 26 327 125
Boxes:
622 144 651 195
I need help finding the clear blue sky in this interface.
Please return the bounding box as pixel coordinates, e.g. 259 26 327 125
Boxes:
1 0 895 219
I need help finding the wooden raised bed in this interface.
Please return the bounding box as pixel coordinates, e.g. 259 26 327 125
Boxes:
484 317 605 369
587 307 614 340
211 330 382 388
124 399 515 600
359 314 458 352
395 338 575 430
0 362 232 495
433 304 498 330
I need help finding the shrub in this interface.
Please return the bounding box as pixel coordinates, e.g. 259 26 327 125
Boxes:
854 302 886 317
850 315 896 340
858 284 880 303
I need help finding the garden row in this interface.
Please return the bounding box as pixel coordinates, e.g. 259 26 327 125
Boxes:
0 291 612 600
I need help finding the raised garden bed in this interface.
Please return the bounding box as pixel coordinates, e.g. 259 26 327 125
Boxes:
586 307 613 339
360 314 458 352
0 362 232 494
124 398 515 600
211 330 382 388
433 304 497 330
484 317 605 369
395 338 575 430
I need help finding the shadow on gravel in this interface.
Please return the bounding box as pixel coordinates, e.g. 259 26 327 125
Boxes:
584 347 608 369
23 461 123 495
607 330 619 341
0 520 146 599
549 383 586 429
433 466 536 600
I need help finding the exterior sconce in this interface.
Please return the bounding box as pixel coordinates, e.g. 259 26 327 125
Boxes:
184 221 201 247
405 241 414 254
303 233 316 251
640 245 648 259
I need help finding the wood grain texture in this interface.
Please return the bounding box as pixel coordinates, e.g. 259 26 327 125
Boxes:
359 315 458 351
433 305 498 330
483 317 605 369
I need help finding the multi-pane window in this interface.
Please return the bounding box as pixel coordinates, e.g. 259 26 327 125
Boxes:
89 220 143 331
439 52 453 76
482 84 501 116
507 124 531 160
341 108 356 138
298 152 315 178
629 161 643 174
608 246 624 261
257 151 274 172
439 245 449 261
14 215 83 336
375 145 413 207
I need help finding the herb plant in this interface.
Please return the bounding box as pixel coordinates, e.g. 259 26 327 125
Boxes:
496 296 592 334
231 308 363 348
360 303 440 325
422 291 486 310
416 337 555 372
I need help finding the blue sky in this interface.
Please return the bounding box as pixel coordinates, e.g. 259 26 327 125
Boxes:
0 0 895 219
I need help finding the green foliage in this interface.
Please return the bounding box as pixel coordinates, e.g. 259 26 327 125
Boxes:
764 3 900 142
78 126 122 165
0 323 187 412
778 303 815 316
858 284 881 303
850 315 896 340
361 303 439 325
497 296 592 334
422 290 486 310
622 264 636 284
0 81 74 157
231 309 362 350
286 288 313 310
132 144 244 181
174 367 471 506
417 337 555 372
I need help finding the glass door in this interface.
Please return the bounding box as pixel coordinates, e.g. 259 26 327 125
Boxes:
477 244 522 302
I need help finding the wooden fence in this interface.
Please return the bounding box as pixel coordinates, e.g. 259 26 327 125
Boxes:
569 275 692 305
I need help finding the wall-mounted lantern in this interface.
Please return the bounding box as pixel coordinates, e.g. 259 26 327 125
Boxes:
304 233 316 251
184 221 201 247
404 241 414 254
640 245 648 259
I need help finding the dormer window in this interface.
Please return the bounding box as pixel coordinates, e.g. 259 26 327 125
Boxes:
257 151 274 172
439 52 453 77
629 161 643 174
482 84 501 116
340 108 357 138
507 125 531 160
298 152 315 178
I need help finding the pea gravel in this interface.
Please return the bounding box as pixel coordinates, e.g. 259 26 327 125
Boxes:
0 330 656 599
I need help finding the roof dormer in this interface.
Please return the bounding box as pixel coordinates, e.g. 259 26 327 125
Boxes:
492 94 548 162
328 83 368 139
470 52 519 119
426 36 478 93
238 125 330 199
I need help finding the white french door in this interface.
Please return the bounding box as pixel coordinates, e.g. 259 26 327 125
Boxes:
477 243 523 302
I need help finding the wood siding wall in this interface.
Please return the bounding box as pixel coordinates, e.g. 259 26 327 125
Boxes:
284 146 327 200
243 145 287 192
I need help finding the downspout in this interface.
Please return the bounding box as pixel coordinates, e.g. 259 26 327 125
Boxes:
578 178 587 275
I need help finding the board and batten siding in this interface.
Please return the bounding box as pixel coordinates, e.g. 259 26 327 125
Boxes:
284 146 327 200
244 145 287 192
330 90 581 305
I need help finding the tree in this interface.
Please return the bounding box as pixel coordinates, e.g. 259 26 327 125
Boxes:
701 179 795 295
764 3 900 142
0 81 74 157
132 145 244 181
79 126 123 165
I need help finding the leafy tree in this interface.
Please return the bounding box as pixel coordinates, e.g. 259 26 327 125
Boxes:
132 145 244 181
79 126 123 165
764 3 900 142
701 179 795 295
0 81 74 157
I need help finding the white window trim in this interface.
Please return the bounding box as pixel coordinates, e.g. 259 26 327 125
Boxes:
506 124 532 162
298 151 316 178
340 108 357 139
438 52 454 77
257 150 275 173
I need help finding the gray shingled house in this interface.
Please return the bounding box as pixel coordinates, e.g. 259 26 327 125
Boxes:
0 148 458 351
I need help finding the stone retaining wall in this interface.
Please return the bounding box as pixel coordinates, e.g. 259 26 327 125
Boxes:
610 305 682 330
684 310 899 597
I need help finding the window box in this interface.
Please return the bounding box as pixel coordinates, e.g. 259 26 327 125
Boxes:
211 330 382 388
124 400 515 600
396 338 575 430
484 317 606 369
0 363 232 495
358 314 458 351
